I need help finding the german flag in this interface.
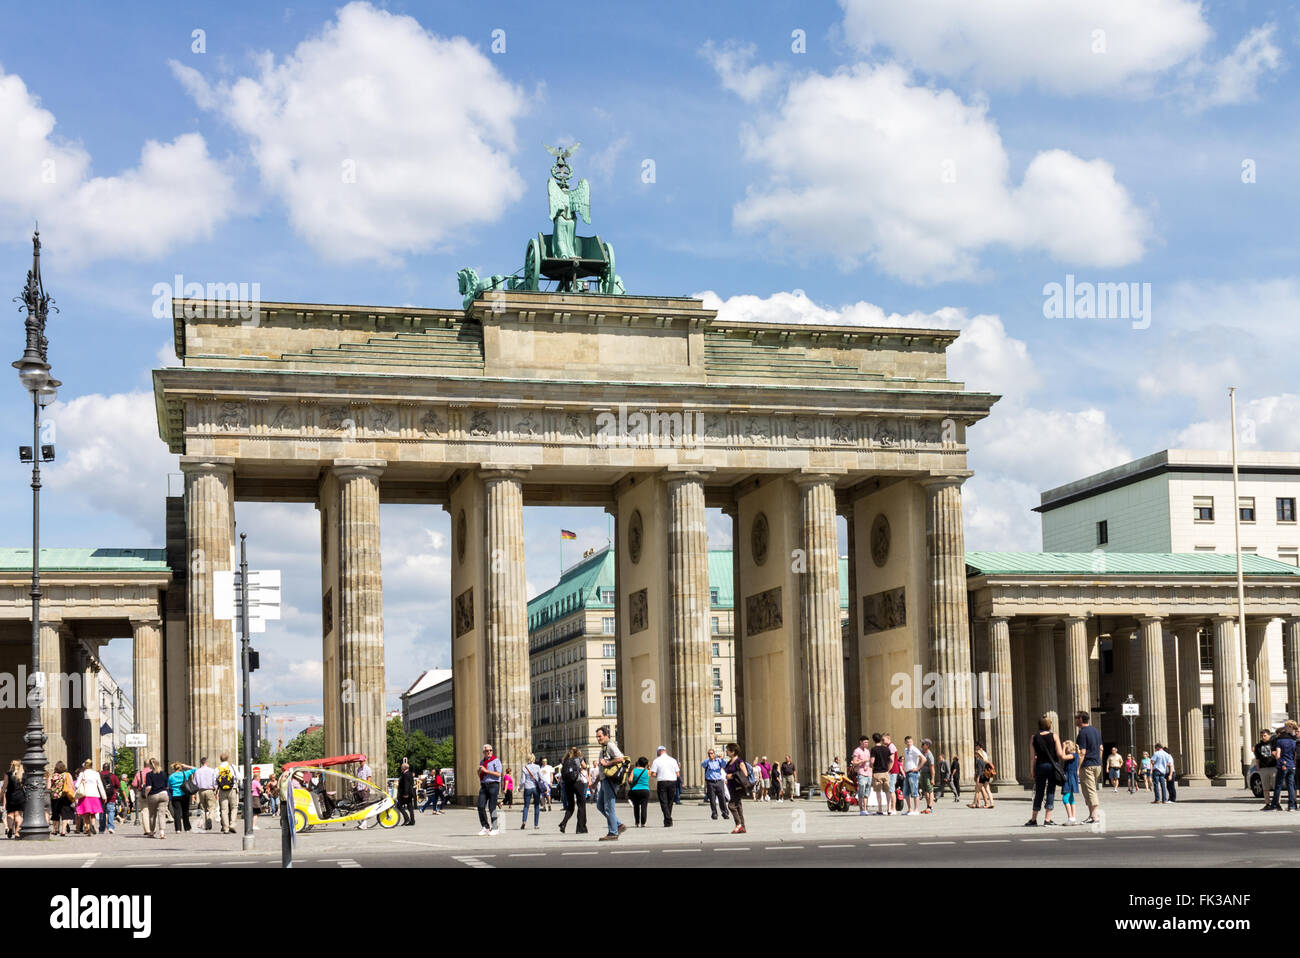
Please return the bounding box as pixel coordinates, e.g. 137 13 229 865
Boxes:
560 529 577 540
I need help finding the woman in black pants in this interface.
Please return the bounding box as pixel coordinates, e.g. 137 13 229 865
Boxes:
627 757 651 827
1025 714 1065 826
395 759 416 825
558 747 587 834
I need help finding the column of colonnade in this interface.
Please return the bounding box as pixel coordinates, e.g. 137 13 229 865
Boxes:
131 617 164 765
1061 616 1090 732
986 615 1017 785
482 469 531 781
1210 615 1244 783
1245 618 1272 739
1174 622 1206 782
666 470 712 797
1135 615 1169 756
1287 617 1300 721
1033 620 1059 733
1010 621 1032 785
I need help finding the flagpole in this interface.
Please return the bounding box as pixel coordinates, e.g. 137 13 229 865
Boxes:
1229 387 1251 780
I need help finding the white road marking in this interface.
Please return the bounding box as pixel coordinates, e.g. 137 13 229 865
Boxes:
337 859 361 868
508 852 546 857
1115 835 1155 840
1019 838 1056 842
1208 831 1246 836
869 842 904 847
763 845 803 850
1065 837 1103 842
452 855 494 869
611 850 648 855
919 841 955 845
392 840 449 848
1165 834 1197 838
561 852 598 856
1259 830 1292 835
715 847 750 852
80 859 95 868
662 848 700 854
817 844 855 849
964 839 1009 844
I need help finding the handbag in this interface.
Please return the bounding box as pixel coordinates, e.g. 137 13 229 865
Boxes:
182 771 199 795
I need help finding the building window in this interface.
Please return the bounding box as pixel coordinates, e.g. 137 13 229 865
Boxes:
602 642 616 658
710 587 719 606
1279 498 1297 523
1279 548 1299 567
713 694 722 715
1096 520 1108 545
603 696 616 716
1198 629 1213 671
711 616 720 634
602 617 615 635
1240 497 1256 522
714 723 722 734
712 642 720 657
600 588 614 603
602 669 616 690
712 667 722 689
1193 496 1214 522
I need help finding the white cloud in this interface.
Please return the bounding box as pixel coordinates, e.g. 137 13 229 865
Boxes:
1176 393 1300 451
838 0 1211 96
171 1 527 263
731 64 1149 283
1187 24 1283 111
0 69 235 262
701 41 785 103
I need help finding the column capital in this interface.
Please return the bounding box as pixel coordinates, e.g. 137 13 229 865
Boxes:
179 455 235 477
1285 615 1300 627
330 458 387 480
790 467 846 487
919 473 971 493
130 616 164 630
1135 614 1164 625
1060 614 1089 627
478 463 532 483
1209 614 1238 625
662 464 715 486
988 614 1011 625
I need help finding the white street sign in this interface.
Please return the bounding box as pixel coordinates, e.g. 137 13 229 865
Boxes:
123 733 147 748
1122 702 1140 717
214 569 281 629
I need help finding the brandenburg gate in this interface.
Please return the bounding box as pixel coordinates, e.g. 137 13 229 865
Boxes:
151 151 998 796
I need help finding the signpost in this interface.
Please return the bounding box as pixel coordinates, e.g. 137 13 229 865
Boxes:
1123 696 1140 793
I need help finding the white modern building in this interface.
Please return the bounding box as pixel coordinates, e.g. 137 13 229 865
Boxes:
400 669 454 742
1038 449 1300 731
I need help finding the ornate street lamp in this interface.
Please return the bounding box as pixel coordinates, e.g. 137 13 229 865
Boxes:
13 228 58 840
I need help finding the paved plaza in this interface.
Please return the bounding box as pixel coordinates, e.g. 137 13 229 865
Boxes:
1 787 1291 868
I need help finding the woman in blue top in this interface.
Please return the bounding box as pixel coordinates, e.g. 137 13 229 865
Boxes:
628 757 651 828
1060 740 1081 825
167 762 196 832
519 753 544 830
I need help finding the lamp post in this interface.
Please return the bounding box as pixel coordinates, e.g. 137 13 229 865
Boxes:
13 228 58 840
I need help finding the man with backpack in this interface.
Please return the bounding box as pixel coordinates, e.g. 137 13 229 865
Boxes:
191 756 219 830
594 724 627 841
215 754 241 834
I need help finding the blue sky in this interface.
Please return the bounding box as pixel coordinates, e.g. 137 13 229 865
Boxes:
2 0 1297 733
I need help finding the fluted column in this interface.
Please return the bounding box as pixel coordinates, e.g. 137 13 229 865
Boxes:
83 652 100 768
1034 620 1059 733
182 456 236 764
1062 616 1090 731
1136 615 1168 755
987 615 1017 786
1245 618 1273 738
482 467 531 780
131 618 163 763
1285 617 1300 721
1010 622 1033 785
332 460 387 780
794 473 846 787
922 476 974 775
1162 627 1182 761
1210 615 1243 783
1087 618 1101 711
843 504 861 755
35 621 63 767
1175 623 1206 783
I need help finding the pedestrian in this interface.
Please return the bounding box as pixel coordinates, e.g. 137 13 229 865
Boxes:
769 760 781 801
919 739 936 813
1106 747 1122 793
702 747 729 821
648 745 680 826
902 736 923 815
975 744 996 808
501 767 514 808
950 753 961 802
1138 752 1151 790
1165 751 1178 803
1024 714 1065 827
628 757 651 827
850 735 873 816
130 763 148 826
1256 729 1278 810
1148 744 1172 804
520 753 544 830
142 758 170 840
191 756 218 830
935 754 951 801
539 757 555 812
558 746 588 834
475 744 502 836
1060 740 1080 825
47 761 75 836
1073 712 1103 825
73 760 106 835
884 733 900 800
870 732 892 815
167 762 196 832
1269 720 1298 812
249 775 263 827
723 743 749 834
758 756 772 802
418 769 438 813
594 724 627 841
5 760 24 838
780 755 796 802
396 758 416 825
98 762 120 835
216 754 240 834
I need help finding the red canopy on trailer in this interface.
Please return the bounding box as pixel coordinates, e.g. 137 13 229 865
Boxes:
280 753 366 772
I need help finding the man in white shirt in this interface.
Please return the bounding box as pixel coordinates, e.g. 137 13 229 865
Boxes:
539 758 555 812
215 754 242 834
903 736 925 815
648 746 681 827
191 757 219 831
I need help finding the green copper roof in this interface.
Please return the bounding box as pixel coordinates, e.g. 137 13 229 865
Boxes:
0 548 169 573
528 547 849 630
966 551 1300 577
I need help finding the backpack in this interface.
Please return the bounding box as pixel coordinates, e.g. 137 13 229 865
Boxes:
217 767 236 791
562 757 581 783
731 761 751 797
748 763 759 786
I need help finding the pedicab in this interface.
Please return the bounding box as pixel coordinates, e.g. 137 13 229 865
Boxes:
279 753 400 833
821 772 861 812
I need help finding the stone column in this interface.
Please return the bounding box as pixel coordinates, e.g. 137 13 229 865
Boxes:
82 650 100 768
1033 620 1059 732
1010 622 1033 785
1135 615 1168 755
36 620 64 767
1175 623 1206 783
1112 628 1135 712
1210 615 1243 783
131 618 164 763
482 467 532 781
665 470 713 796
331 460 387 780
1061 616 1090 731
182 456 236 764
987 615 1017 786
1245 618 1273 738
794 473 846 786
1162 627 1183 761
1285 617 1300 720
922 477 975 775
971 618 991 761
1087 618 1101 711
843 504 861 755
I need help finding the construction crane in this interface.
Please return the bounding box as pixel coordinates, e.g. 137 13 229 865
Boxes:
255 700 319 752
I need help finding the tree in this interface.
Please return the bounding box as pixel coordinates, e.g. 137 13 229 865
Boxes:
386 716 407 778
114 748 135 780
276 727 324 767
